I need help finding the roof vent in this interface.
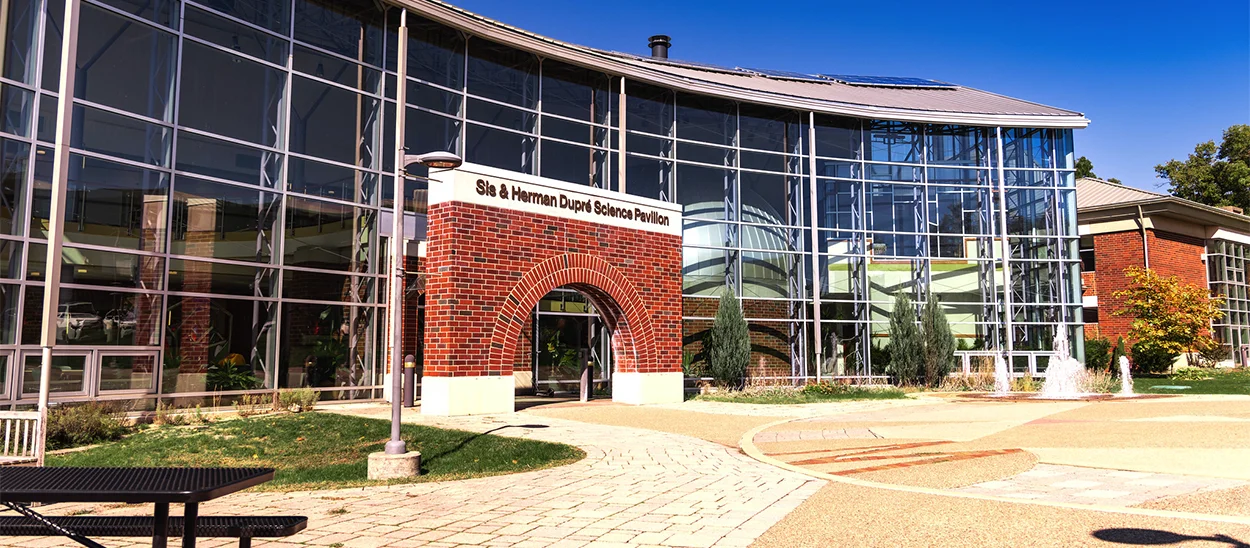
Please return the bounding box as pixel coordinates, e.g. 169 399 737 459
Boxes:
648 35 670 59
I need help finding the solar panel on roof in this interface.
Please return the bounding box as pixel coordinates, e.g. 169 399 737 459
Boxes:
737 67 825 82
818 74 958 88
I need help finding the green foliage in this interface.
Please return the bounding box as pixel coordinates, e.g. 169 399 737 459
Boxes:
1171 368 1216 382
206 361 261 391
921 297 957 387
1131 340 1178 375
886 293 922 384
47 413 585 491
1085 337 1112 371
1113 267 1225 366
46 402 131 450
279 388 319 413
1075 156 1096 179
694 383 906 404
869 342 892 376
1157 125 1250 211
681 351 707 378
706 290 750 388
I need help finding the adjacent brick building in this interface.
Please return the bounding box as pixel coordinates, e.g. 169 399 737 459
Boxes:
1077 177 1250 364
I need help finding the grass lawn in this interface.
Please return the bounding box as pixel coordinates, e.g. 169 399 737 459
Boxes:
693 386 907 404
48 412 584 491
1129 368 1250 395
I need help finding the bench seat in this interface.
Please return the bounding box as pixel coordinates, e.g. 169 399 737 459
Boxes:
0 515 307 547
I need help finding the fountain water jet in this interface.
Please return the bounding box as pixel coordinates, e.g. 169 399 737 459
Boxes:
1037 329 1088 399
1119 355 1134 396
993 353 1012 395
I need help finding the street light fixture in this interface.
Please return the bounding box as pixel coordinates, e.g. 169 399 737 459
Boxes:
383 150 462 458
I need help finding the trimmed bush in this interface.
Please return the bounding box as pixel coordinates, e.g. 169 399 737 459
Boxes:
707 290 750 388
46 402 131 450
1131 340 1178 375
887 293 922 385
1085 337 1112 371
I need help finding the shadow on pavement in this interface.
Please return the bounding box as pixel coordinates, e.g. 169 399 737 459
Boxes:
1093 528 1249 547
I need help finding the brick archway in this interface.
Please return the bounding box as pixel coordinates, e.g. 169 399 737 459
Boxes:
489 254 658 378
419 164 684 416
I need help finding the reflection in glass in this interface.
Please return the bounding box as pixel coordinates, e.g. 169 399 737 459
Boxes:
279 302 374 390
282 269 373 304
284 196 374 273
185 4 289 65
175 131 282 188
22 286 161 346
196 0 290 33
466 38 537 108
163 295 275 393
28 243 164 289
465 124 534 174
294 44 381 94
171 177 280 263
290 76 378 168
293 0 384 68
31 153 169 252
98 354 157 391
408 13 464 89
72 105 171 166
2 0 39 85
0 83 32 137
289 157 374 203
169 258 275 297
179 41 285 146
0 138 28 236
22 354 85 394
76 4 175 120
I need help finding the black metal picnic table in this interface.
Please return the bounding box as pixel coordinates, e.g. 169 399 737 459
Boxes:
0 467 274 548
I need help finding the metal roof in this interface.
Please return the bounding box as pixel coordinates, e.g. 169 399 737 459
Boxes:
405 0 1090 128
1075 177 1166 208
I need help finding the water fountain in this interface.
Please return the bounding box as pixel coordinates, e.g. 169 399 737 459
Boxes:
1119 355 1134 396
1037 329 1088 399
993 353 1012 396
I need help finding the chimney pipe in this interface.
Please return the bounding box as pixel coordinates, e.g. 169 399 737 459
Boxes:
648 35 670 59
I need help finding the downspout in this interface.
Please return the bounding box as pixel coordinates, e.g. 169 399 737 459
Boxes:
1137 205 1150 269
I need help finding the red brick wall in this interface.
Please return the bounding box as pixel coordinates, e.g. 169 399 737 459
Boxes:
1090 228 1207 343
423 201 682 378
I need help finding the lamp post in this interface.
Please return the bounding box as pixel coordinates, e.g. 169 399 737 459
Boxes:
384 151 461 459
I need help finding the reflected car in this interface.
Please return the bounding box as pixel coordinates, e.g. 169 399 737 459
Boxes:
104 308 137 343
56 302 102 341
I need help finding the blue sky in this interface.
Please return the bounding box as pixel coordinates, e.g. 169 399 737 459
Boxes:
451 0 1249 192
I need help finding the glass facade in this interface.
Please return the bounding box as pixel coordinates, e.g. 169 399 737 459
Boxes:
7 0 1082 405
1208 239 1250 362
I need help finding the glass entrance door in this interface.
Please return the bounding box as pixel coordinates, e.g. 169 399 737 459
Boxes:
532 288 612 396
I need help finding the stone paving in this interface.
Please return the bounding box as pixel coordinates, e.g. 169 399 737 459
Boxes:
751 427 880 443
956 463 1247 507
2 410 824 548
653 396 931 418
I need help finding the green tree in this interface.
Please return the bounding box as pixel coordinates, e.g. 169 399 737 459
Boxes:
1107 178 1123 185
887 293 922 385
706 289 750 388
1112 267 1225 368
1157 125 1250 211
920 297 956 387
1075 156 1097 179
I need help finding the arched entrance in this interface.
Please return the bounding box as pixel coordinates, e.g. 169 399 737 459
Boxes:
419 163 684 416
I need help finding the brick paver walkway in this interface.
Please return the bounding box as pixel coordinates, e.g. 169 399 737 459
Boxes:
3 410 823 548
956 463 1246 507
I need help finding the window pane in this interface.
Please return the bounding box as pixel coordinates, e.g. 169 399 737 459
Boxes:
164 295 275 393
31 153 169 252
175 131 282 188
284 196 374 272
293 44 380 94
408 14 463 90
677 163 731 220
195 0 289 34
96 0 177 28
0 239 20 279
170 176 279 263
403 107 459 164
279 302 375 389
676 94 735 146
466 39 537 108
0 283 16 343
72 104 171 166
22 286 161 346
742 251 800 298
28 243 164 289
0 138 29 236
185 4 288 65
540 140 591 186
290 76 378 168
625 82 672 136
741 171 794 226
814 115 861 160
683 247 728 296
169 258 275 297
467 98 534 133
407 80 460 115
289 157 374 204
2 0 39 85
625 155 670 202
465 124 534 174
293 0 384 67
179 41 285 146
0 82 32 137
22 354 85 394
739 104 800 153
77 4 175 120
282 269 373 303
866 121 921 164
99 354 157 391
541 61 610 123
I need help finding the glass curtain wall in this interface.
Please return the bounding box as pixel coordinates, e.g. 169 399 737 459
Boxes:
5 0 1083 405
